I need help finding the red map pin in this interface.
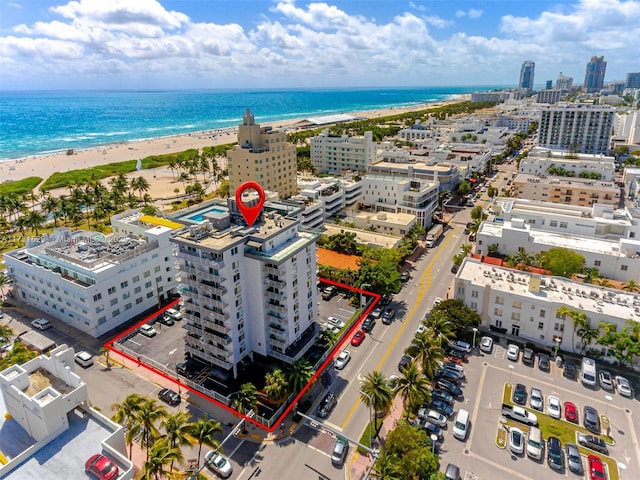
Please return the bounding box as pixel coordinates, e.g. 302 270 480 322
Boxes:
235 181 266 227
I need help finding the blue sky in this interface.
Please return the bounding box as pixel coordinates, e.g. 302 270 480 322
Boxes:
1 0 639 90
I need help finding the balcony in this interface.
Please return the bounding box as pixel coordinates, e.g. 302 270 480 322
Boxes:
269 335 287 350
264 266 283 277
266 302 287 315
267 310 284 321
202 328 232 346
264 276 284 288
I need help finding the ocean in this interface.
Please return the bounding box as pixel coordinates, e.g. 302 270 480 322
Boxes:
0 86 494 161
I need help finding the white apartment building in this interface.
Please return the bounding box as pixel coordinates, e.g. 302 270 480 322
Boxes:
171 206 319 377
475 219 640 283
297 177 363 219
430 144 492 175
495 115 532 133
454 258 640 353
471 90 519 102
512 173 620 207
536 89 563 105
227 109 297 198
537 104 615 155
360 175 438 228
612 110 640 148
519 148 615 181
4 218 179 337
310 129 377 174
397 122 439 141
353 211 416 236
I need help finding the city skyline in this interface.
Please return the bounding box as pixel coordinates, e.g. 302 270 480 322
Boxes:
0 0 639 91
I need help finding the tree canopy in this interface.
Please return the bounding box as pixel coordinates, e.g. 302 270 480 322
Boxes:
380 421 441 480
431 299 481 338
537 248 585 277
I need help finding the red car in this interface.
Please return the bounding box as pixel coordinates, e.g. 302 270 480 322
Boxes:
351 330 365 346
588 454 606 480
85 454 119 480
564 401 578 423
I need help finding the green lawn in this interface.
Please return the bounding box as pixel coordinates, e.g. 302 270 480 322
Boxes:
0 176 43 196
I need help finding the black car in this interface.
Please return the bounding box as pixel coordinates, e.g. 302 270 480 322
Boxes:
398 354 413 371
577 434 608 455
513 383 527 405
158 388 181 406
426 398 454 417
435 369 463 385
379 294 392 306
176 362 196 379
431 389 454 405
400 271 410 282
382 308 396 325
563 363 577 380
362 316 376 332
435 379 463 397
370 307 383 319
583 406 601 433
522 348 535 366
547 436 564 471
157 314 175 326
538 354 550 371
450 264 459 274
317 392 337 418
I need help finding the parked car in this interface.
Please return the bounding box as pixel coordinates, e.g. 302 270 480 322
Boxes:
379 294 392 306
413 418 444 440
564 401 578 423
362 316 376 332
431 389 454 405
165 307 182 320
370 307 383 319
327 316 345 329
588 454 607 480
417 409 447 428
435 369 463 385
176 362 196 379
442 364 466 380
331 438 349 466
547 436 564 471
444 463 461 480
452 409 470 440
566 443 584 475
538 353 550 371
85 454 119 480
522 348 535 366
480 336 493 353
204 450 233 478
615 375 633 397
157 314 175 326
563 363 578 380
578 434 609 455
435 378 463 397
447 349 468 364
139 323 157 337
530 387 543 411
583 406 601 433
74 351 95 368
509 427 525 455
506 344 520 361
400 271 410 282
382 308 396 325
426 398 454 417
433 297 443 306
449 340 472 354
451 264 459 274
398 354 413 371
31 318 52 330
158 388 181 406
317 392 337 418
548 396 561 419
351 330 366 346
513 383 527 405
335 350 351 370
599 370 614 391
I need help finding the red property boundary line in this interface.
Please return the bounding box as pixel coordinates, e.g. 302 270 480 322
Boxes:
102 279 380 432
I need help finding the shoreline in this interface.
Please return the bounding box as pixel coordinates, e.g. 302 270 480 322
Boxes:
0 95 469 188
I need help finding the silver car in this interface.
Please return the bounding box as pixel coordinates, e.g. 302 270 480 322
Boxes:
331 439 348 466
566 443 583 475
530 387 543 411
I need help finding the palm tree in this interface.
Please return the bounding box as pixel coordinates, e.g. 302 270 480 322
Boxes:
405 332 444 381
131 176 151 201
360 371 394 423
371 451 404 480
40 194 61 227
580 327 599 353
111 393 145 459
187 415 223 465
395 361 430 419
623 279 639 292
140 437 182 480
264 369 289 406
287 358 315 394
161 411 193 472
0 323 13 341
137 398 168 460
99 346 111 368
232 382 260 429
316 328 337 347
423 312 455 349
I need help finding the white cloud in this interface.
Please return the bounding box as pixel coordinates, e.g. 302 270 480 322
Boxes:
456 9 484 19
7 2 22 9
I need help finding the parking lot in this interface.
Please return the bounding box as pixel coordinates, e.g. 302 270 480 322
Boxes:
436 339 640 480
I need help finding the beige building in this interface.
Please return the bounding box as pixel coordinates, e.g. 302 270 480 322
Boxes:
512 173 620 207
353 211 416 236
228 109 297 198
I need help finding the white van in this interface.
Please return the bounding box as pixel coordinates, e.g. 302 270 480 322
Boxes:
526 426 543 459
453 409 470 440
581 357 597 388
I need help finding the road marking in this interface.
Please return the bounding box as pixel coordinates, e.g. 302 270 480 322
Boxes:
340 230 457 429
467 362 487 448
128 340 141 346
168 348 177 355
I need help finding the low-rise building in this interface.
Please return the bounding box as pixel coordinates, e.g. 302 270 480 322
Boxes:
353 211 416 236
512 173 620 207
519 148 615 181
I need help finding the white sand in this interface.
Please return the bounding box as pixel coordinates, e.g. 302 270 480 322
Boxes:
0 97 467 202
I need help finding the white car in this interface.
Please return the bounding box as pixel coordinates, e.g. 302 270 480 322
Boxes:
615 376 633 397
433 297 443 307
506 344 520 361
31 318 52 330
327 316 345 329
139 323 157 337
548 396 561 419
480 336 493 353
418 409 447 428
205 450 232 478
335 350 351 370
509 427 525 455
165 308 182 320
416 323 426 335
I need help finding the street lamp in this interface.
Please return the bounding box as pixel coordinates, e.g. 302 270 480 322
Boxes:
605 394 613 416
358 389 373 449
472 328 478 350
430 434 438 454
360 283 371 310
508 365 514 385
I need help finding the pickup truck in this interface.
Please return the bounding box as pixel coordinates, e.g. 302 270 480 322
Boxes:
502 404 538 426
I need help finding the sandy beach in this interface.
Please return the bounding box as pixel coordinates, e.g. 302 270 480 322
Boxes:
0 98 467 201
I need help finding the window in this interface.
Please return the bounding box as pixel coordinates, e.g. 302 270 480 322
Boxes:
470 301 478 311
594 260 601 267
494 307 503 317
145 281 152 289
539 309 546 318
559 222 568 229
495 319 503 328
538 322 544 330
144 271 151 278
133 275 140 283
511 312 521 321
146 292 154 299
471 290 479 298
120 281 128 289
93 293 102 301
621 265 628 271
108 286 116 295
550 220 558 227
495 296 504 305
511 324 520 336
231 246 238 255
512 300 522 310
134 286 141 294
112 309 120 317
110 298 118 306
554 322 564 332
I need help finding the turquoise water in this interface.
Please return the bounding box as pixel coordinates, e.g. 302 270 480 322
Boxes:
183 206 228 223
0 86 503 160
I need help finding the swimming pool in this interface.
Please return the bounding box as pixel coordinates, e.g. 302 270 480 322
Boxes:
182 206 228 223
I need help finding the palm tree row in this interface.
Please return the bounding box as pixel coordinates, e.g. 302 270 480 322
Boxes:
167 151 224 189
111 393 223 479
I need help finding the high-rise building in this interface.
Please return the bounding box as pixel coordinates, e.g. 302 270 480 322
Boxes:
227 109 297 198
556 73 573 91
584 56 607 93
171 203 319 377
626 72 640 89
310 129 377 174
546 80 553 89
519 61 535 93
537 104 614 154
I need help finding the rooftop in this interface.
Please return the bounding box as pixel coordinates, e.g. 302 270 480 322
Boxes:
513 173 618 190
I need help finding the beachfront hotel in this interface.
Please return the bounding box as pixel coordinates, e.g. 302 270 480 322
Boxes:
170 199 320 378
3 212 179 338
310 129 377 174
227 108 297 198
